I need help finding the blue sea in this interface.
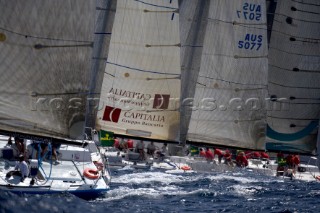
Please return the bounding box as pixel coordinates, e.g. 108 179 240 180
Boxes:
1 168 320 213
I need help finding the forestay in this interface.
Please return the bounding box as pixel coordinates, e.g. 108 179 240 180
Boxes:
0 0 96 139
97 0 181 141
266 0 320 154
186 0 268 150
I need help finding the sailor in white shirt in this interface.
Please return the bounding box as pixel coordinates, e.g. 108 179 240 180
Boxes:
6 154 29 182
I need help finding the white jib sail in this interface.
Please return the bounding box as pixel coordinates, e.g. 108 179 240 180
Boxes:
186 0 268 150
97 0 181 141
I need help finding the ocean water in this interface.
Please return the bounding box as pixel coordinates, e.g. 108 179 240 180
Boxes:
1 168 320 213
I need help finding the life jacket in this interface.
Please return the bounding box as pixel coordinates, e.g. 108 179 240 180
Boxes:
214 149 223 156
260 152 269 159
199 151 206 157
253 152 261 158
114 139 120 149
224 152 232 160
293 155 300 165
236 155 248 167
127 139 134 149
206 150 214 160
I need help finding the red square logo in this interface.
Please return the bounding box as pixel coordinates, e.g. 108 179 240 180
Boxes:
102 106 121 123
153 94 170 109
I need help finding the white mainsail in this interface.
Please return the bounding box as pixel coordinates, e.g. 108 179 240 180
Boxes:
266 0 320 154
97 0 181 141
0 0 100 139
185 0 269 150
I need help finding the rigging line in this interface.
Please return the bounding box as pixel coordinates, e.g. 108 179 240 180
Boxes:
34 43 93 49
0 26 92 43
270 13 320 23
202 53 267 59
268 116 318 121
198 75 268 87
269 64 320 74
280 102 320 105
143 9 179 13
96 6 116 11
269 81 320 90
207 18 266 26
291 6 320 15
290 37 319 43
267 27 320 40
145 43 181 47
105 72 115 77
134 0 178 10
291 0 320 6
235 24 268 31
94 32 112 35
269 46 319 57
146 77 180 80
30 91 98 96
106 61 180 76
234 55 268 59
181 45 203 48
198 85 267 91
191 119 263 122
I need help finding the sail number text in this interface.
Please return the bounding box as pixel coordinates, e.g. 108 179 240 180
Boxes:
237 3 262 21
238 34 262 50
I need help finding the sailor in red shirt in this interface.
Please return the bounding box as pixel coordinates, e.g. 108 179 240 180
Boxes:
224 150 233 166
199 148 206 158
252 151 261 159
114 138 120 149
236 152 248 167
260 152 269 159
205 148 214 161
127 139 134 150
293 155 300 166
214 148 224 163
286 154 294 168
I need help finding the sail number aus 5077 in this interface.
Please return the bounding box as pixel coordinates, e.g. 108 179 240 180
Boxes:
238 34 263 51
236 3 262 21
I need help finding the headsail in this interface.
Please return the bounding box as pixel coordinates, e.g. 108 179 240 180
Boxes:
179 0 210 145
266 0 320 154
96 0 181 141
185 0 269 150
0 0 99 139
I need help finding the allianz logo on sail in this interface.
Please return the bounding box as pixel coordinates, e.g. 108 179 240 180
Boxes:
30 96 291 112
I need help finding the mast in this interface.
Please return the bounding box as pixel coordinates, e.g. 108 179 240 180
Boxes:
84 0 117 137
179 0 210 146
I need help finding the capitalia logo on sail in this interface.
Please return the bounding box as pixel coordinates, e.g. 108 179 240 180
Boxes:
153 94 170 109
102 106 121 123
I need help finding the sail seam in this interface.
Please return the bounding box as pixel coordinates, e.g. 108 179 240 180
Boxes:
269 64 320 74
0 26 92 43
134 0 178 10
291 0 320 6
269 47 319 57
106 62 180 76
269 81 320 89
